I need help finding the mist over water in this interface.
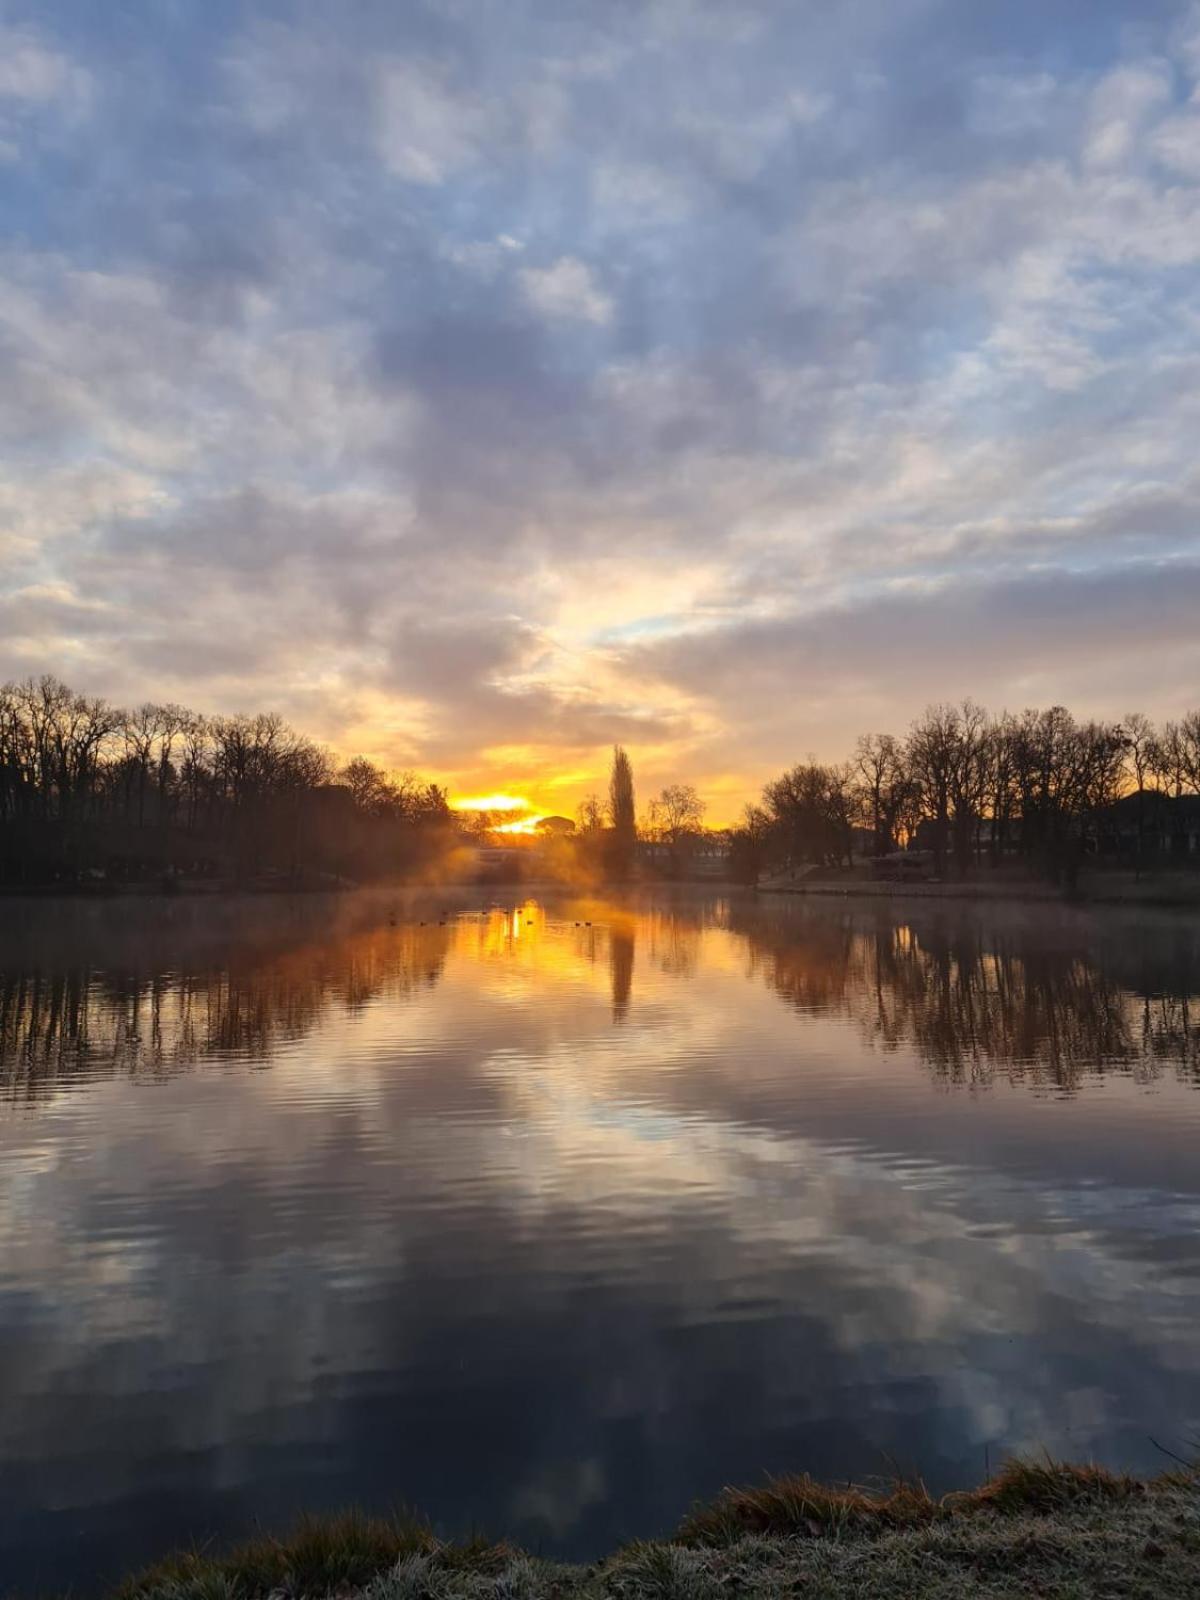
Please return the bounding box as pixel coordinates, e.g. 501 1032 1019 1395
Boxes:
1 890 1199 1594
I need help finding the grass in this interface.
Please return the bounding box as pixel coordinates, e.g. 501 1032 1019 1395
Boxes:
113 1511 432 1600
113 1512 517 1600
676 1456 1157 1543
94 1458 1200 1600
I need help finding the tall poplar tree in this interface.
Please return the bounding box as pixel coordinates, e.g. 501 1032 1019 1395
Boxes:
607 744 637 878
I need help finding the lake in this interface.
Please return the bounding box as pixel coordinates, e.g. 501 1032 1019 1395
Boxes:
2 889 1199 1594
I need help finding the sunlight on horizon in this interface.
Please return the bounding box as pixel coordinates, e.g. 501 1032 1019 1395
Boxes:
450 793 560 834
450 794 534 813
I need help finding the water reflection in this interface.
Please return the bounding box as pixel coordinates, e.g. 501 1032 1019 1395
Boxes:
3 894 1196 1104
1 901 455 1101
729 900 1200 1090
1 891 1199 1596
608 917 635 1021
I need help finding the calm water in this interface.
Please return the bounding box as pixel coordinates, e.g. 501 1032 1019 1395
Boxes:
2 890 1200 1594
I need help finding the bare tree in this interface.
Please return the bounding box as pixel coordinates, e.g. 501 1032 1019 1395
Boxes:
1120 711 1156 794
122 703 186 827
179 715 212 833
1149 721 1188 799
906 703 961 873
949 700 991 873
653 783 705 844
1179 710 1200 795
759 760 855 869
576 794 605 835
853 733 907 854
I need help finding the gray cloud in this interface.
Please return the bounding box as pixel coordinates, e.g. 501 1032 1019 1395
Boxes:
2 0 1200 803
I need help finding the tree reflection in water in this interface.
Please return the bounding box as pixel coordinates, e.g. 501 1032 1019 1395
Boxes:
726 898 1199 1091
0 897 455 1102
1 892 1197 1104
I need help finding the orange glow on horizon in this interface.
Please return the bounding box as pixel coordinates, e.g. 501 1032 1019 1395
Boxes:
441 776 736 830
494 814 550 835
451 793 533 813
451 792 554 835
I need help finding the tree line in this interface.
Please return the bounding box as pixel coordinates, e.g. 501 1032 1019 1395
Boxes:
4 677 1199 888
735 702 1200 884
0 676 452 885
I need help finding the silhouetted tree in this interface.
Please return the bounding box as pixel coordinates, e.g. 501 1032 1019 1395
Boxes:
752 698 1194 886
576 794 605 835
853 732 912 854
754 760 856 870
1149 721 1187 799
642 783 706 876
607 745 637 878
906 703 961 874
1180 711 1200 795
0 676 450 886
6 675 1199 888
1122 712 1155 795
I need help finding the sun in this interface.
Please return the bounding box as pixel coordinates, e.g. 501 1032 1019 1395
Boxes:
451 793 550 835
450 794 531 813
493 814 550 835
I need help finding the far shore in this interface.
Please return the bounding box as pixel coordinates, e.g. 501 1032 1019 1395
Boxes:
758 867 1200 908
4 869 1200 908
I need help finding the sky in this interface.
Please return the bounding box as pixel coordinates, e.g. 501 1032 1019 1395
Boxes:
2 1 1199 822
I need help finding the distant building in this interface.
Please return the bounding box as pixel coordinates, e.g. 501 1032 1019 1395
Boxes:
849 826 875 859
473 844 529 881
637 832 732 880
535 815 576 836
1098 792 1200 858
871 850 935 881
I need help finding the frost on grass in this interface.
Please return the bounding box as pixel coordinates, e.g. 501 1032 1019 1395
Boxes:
364 1552 563 1600
114 1462 1200 1600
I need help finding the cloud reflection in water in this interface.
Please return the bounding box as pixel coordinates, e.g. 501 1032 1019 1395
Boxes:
0 891 1198 1595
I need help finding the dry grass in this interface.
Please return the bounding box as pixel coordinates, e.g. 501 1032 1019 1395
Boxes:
675 1471 938 1543
676 1454 1172 1545
112 1511 514 1600
960 1456 1150 1516
98 1457 1200 1600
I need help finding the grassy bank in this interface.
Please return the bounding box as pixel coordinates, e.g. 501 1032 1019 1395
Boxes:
108 1460 1200 1600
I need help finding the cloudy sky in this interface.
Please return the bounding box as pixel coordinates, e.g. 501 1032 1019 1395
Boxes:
3 1 1199 818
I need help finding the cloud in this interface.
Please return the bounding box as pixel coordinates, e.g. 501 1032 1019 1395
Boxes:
375 58 494 184
3 0 1200 812
618 559 1200 779
1083 62 1172 168
1152 101 1200 176
0 20 90 170
0 24 88 107
520 256 614 325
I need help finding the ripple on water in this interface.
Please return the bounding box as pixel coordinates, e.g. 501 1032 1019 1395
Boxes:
0 891 1199 1595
